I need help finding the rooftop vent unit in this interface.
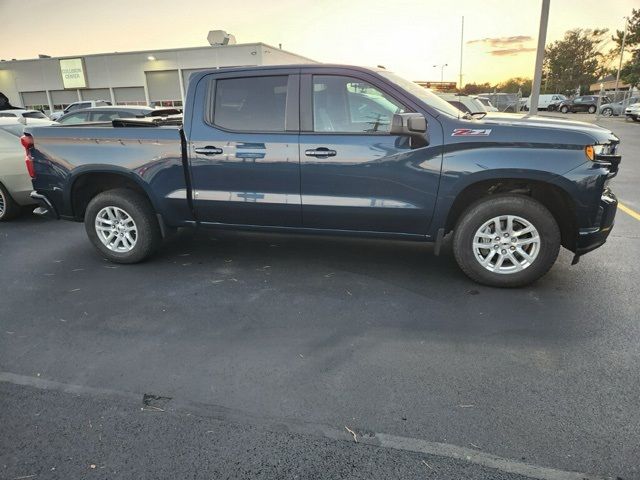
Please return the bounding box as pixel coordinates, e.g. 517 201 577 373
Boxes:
207 30 237 46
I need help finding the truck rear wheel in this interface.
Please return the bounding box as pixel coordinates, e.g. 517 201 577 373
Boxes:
84 188 161 263
452 195 560 287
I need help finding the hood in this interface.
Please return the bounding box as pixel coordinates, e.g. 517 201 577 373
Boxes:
478 113 617 143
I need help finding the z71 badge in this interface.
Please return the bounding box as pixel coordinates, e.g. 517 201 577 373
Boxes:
451 128 492 136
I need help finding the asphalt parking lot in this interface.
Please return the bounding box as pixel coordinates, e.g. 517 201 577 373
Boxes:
1 114 639 480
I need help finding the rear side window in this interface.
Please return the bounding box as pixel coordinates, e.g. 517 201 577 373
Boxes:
23 111 47 119
58 112 90 124
90 110 123 122
0 124 24 136
213 76 288 132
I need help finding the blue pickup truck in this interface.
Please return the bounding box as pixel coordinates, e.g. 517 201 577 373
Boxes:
23 65 621 287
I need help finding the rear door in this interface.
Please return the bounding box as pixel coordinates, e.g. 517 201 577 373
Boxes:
188 69 302 227
298 70 442 235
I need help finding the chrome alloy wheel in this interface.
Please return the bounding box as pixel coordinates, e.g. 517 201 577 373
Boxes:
95 206 138 252
0 189 5 218
472 215 540 274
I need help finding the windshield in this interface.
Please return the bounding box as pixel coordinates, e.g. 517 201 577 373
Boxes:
377 71 463 118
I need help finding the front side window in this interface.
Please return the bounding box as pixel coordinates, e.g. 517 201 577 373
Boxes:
313 75 406 133
0 112 17 118
213 75 288 132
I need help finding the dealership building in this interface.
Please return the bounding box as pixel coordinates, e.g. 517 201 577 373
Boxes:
0 31 315 114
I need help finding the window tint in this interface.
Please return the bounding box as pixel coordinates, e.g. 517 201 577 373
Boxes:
58 112 90 124
313 75 405 133
0 112 17 117
213 76 288 132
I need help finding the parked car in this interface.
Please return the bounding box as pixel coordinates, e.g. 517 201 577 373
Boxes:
600 97 640 117
524 94 567 111
24 64 621 287
57 106 182 125
49 100 112 121
0 118 56 220
478 93 520 112
0 109 50 121
558 95 611 114
472 96 498 112
624 103 640 122
436 93 487 115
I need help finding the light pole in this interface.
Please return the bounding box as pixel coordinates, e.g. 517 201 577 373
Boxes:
433 64 448 83
527 0 551 117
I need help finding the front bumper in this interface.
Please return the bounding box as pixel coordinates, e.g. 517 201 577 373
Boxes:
575 188 617 255
30 191 59 219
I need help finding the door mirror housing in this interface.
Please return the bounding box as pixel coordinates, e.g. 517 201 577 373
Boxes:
390 113 429 147
390 113 427 135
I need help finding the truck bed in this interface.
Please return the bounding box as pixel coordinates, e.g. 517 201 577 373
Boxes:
24 124 191 226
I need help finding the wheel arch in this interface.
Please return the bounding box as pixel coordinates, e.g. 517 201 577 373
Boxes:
67 167 159 221
444 177 577 251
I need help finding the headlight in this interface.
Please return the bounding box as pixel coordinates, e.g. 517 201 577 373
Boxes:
585 143 618 161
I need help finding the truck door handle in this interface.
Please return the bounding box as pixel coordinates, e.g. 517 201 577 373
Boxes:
305 147 337 158
195 146 223 155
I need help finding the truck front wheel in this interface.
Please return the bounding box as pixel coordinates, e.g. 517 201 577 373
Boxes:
452 195 560 287
84 188 161 263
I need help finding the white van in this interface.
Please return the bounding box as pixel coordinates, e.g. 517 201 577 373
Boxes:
525 94 567 110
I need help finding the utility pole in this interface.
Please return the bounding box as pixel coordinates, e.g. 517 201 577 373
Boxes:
527 0 551 116
614 16 629 101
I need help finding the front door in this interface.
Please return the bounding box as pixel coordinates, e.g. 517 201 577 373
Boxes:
298 72 442 235
189 72 301 227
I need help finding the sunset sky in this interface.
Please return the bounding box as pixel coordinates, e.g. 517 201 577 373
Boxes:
0 0 636 85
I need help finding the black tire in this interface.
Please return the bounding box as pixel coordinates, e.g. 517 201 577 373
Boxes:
0 182 21 221
452 195 561 288
84 188 161 264
560 106 569 113
633 116 640 122
602 107 613 117
588 105 596 114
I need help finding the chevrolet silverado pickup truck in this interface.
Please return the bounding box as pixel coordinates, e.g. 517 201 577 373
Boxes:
23 65 621 287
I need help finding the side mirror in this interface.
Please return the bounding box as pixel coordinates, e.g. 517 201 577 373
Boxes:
390 113 427 135
17 116 26 125
390 113 429 147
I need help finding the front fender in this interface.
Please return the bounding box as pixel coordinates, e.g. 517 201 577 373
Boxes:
427 142 588 236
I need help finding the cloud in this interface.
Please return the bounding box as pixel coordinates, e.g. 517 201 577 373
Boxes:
467 35 535 56
489 47 537 56
467 35 533 47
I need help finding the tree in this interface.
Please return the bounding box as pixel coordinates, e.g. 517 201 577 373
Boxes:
543 29 609 95
620 49 640 87
462 82 492 95
615 9 640 87
495 77 532 97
